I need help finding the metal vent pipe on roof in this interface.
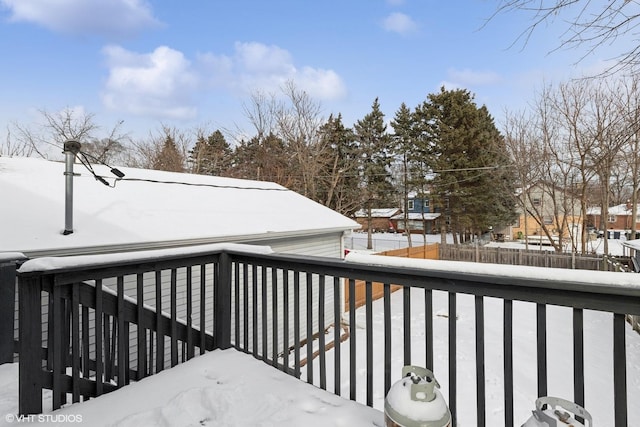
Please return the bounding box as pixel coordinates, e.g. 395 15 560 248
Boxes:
63 140 81 235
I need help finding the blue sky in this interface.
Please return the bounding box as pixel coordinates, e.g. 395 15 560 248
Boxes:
0 0 618 144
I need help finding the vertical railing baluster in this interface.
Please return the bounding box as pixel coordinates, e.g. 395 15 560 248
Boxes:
71 282 80 403
384 283 391 396
272 267 279 367
170 269 178 367
425 289 433 371
613 313 628 427
333 276 341 395
155 270 164 372
187 266 194 360
200 264 206 355
95 279 104 397
449 292 457 427
252 265 258 359
475 295 486 427
283 270 290 373
234 262 240 349
103 314 112 382
306 273 313 384
349 278 356 401
261 266 268 360
81 305 89 380
136 274 146 379
117 276 126 387
318 275 326 390
536 304 547 397
573 307 585 421
365 280 373 406
503 299 513 427
294 271 301 378
243 263 249 353
403 286 411 365
52 281 64 409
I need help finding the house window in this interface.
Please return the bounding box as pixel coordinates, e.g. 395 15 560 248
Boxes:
407 200 414 210
543 216 553 225
608 215 616 223
532 198 541 206
423 199 430 208
513 217 520 227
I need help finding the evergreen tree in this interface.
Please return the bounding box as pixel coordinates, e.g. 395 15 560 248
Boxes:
189 130 232 176
316 114 360 215
390 103 415 245
354 98 393 249
152 134 184 172
416 87 517 241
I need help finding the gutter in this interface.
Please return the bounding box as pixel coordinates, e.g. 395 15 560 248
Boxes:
9 227 357 258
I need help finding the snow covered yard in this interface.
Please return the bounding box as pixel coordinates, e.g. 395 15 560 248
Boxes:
306 287 640 426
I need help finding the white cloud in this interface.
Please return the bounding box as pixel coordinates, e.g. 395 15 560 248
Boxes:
102 45 198 120
0 0 160 37
447 68 502 86
382 12 417 35
199 42 347 100
100 41 346 120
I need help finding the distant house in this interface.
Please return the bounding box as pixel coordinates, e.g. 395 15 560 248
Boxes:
392 195 441 234
511 183 583 243
586 202 640 235
0 156 359 355
353 208 401 232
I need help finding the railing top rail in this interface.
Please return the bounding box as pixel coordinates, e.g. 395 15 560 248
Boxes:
0 252 28 264
14 244 640 314
227 249 640 315
16 243 271 279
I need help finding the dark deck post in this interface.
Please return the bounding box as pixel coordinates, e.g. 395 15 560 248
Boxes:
0 260 17 364
18 274 44 415
214 252 232 349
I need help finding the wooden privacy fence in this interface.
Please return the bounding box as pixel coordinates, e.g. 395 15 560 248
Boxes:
345 244 439 310
438 243 625 271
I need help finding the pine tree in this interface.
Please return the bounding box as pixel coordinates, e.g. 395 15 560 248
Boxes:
354 98 393 249
317 114 360 215
416 87 517 241
152 134 184 172
390 103 415 245
189 130 232 176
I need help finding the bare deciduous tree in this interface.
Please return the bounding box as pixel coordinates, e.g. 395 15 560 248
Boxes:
492 0 640 74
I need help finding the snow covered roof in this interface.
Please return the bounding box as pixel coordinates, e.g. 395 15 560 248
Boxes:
353 208 401 218
391 212 440 220
0 156 358 256
586 204 636 216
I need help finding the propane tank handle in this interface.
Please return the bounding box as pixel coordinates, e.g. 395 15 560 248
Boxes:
535 396 593 427
401 365 441 402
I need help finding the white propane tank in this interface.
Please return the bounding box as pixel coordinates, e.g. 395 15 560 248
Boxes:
521 396 592 427
384 366 452 427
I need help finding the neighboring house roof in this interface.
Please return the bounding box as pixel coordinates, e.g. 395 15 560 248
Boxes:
353 208 401 218
391 212 440 220
0 156 358 256
587 204 636 216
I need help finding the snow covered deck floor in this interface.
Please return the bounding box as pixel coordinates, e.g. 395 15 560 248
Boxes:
0 349 383 427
